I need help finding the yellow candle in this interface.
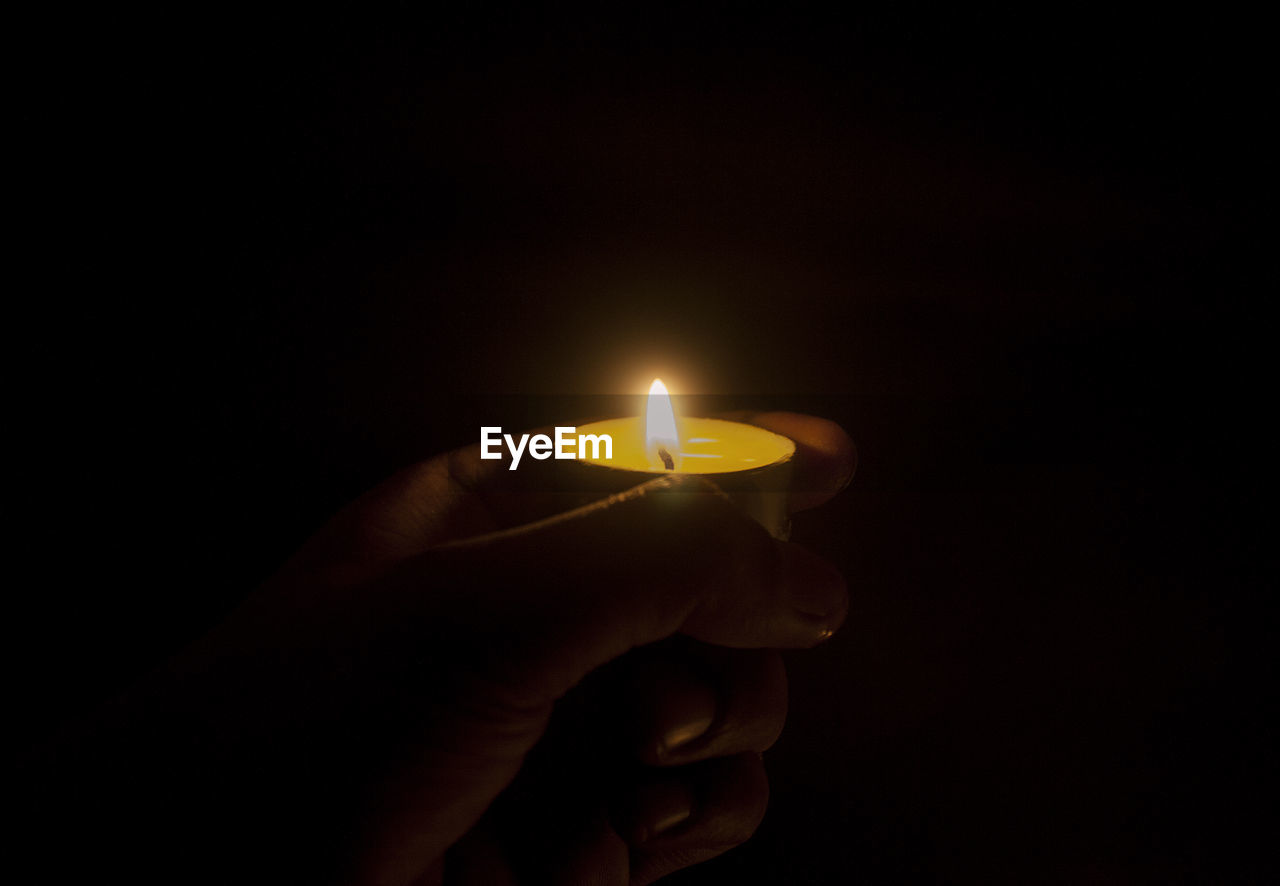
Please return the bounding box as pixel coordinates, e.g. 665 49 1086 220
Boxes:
575 417 795 475
573 379 796 537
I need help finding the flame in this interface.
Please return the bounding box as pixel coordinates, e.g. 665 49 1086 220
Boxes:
645 378 681 471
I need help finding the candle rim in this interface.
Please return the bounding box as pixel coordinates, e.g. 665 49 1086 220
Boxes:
573 415 795 475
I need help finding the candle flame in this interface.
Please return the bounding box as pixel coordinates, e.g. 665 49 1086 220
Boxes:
645 378 681 471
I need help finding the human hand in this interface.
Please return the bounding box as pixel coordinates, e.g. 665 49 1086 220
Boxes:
66 413 854 884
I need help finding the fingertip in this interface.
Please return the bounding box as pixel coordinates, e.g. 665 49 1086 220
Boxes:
721 411 856 512
778 415 856 511
615 779 697 845
777 542 849 645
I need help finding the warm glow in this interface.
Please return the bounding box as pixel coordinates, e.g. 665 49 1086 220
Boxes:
645 378 681 471
574 378 795 477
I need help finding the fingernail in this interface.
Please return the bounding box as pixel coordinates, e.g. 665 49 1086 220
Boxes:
779 544 847 623
650 804 692 839
648 676 717 761
657 713 714 758
635 782 695 842
835 464 856 493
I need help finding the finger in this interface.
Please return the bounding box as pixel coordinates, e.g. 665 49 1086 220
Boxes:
621 640 788 767
715 411 857 512
418 473 848 703
288 416 649 572
621 753 770 886
277 438 609 582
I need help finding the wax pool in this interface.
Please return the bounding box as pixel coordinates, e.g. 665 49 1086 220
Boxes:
573 416 796 538
574 417 794 474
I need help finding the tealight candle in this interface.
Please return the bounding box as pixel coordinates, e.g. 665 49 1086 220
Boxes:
572 380 796 538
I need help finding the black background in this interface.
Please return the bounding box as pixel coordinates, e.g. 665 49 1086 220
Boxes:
10 6 1268 883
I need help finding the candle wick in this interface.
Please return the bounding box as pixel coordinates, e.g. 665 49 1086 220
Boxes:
658 447 675 470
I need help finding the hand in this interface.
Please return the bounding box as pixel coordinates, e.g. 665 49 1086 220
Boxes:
31 413 854 884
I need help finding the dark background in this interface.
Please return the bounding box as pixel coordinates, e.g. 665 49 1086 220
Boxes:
11 7 1268 883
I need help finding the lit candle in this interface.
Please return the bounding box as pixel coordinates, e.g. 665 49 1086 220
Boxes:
573 379 796 538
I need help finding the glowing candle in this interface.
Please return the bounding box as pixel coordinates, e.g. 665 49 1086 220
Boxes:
573 379 796 538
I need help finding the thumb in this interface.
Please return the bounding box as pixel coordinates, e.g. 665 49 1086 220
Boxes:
410 473 848 706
